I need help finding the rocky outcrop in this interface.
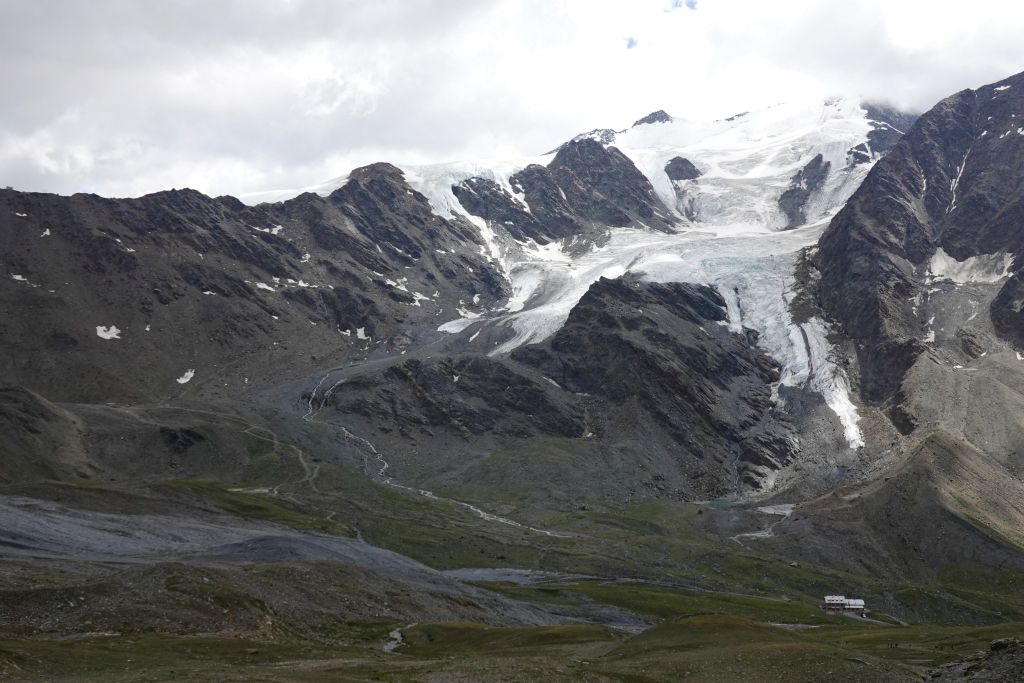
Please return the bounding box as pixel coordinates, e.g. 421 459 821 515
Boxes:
513 276 797 491
664 156 702 181
455 138 676 247
778 154 831 228
929 638 1024 681
632 110 673 127
341 356 586 441
990 276 1024 347
452 176 560 244
544 139 675 232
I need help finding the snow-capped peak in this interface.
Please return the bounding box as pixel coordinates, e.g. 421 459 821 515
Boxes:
632 109 673 127
611 96 877 229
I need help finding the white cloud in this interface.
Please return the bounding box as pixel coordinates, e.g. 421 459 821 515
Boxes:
0 0 1022 198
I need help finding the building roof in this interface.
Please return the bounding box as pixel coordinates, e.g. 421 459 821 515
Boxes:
824 595 845 602
845 599 865 608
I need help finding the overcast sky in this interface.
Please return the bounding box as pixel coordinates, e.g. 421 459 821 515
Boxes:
1 0 1022 199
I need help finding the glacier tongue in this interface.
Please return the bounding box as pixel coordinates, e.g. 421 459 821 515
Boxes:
479 220 863 449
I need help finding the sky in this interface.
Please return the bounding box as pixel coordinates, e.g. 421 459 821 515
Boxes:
1 0 1023 199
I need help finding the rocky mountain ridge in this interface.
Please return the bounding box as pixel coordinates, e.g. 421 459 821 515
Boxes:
1 96 913 500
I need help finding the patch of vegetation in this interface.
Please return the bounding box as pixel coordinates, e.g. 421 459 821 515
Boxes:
0 634 345 682
401 622 619 658
557 581 841 624
811 620 1024 670
162 480 346 534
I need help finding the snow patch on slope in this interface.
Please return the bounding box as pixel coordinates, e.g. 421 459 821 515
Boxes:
96 325 121 340
929 248 1012 284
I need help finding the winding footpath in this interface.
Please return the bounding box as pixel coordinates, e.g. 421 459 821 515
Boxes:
142 405 335 519
729 503 795 546
302 367 574 538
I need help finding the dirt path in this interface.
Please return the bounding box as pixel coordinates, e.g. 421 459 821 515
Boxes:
302 369 575 538
729 504 795 546
151 398 573 538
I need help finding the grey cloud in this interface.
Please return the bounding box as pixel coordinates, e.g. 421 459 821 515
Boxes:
0 0 1021 198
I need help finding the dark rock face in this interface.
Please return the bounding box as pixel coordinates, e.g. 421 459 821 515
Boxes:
508 164 589 240
778 154 831 229
818 70 1024 404
990 276 1024 347
546 139 675 231
0 165 505 403
956 328 989 358
632 110 673 127
513 276 797 491
863 103 919 135
864 103 919 156
664 156 702 181
339 356 586 441
452 177 555 244
160 427 206 453
455 138 676 247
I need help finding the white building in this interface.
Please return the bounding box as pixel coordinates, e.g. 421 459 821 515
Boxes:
822 595 866 614
823 595 846 611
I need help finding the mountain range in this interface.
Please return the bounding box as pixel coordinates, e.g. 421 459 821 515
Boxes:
3 71 1024 681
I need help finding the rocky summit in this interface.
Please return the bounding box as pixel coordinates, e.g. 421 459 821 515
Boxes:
5 72 1024 681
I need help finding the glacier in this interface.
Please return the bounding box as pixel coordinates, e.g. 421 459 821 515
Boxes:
438 98 874 449
481 220 864 449
246 97 884 450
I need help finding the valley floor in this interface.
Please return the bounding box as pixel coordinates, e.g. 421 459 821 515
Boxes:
3 575 1023 681
2 431 1024 682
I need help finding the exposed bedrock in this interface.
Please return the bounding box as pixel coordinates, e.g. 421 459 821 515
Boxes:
818 71 1024 408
